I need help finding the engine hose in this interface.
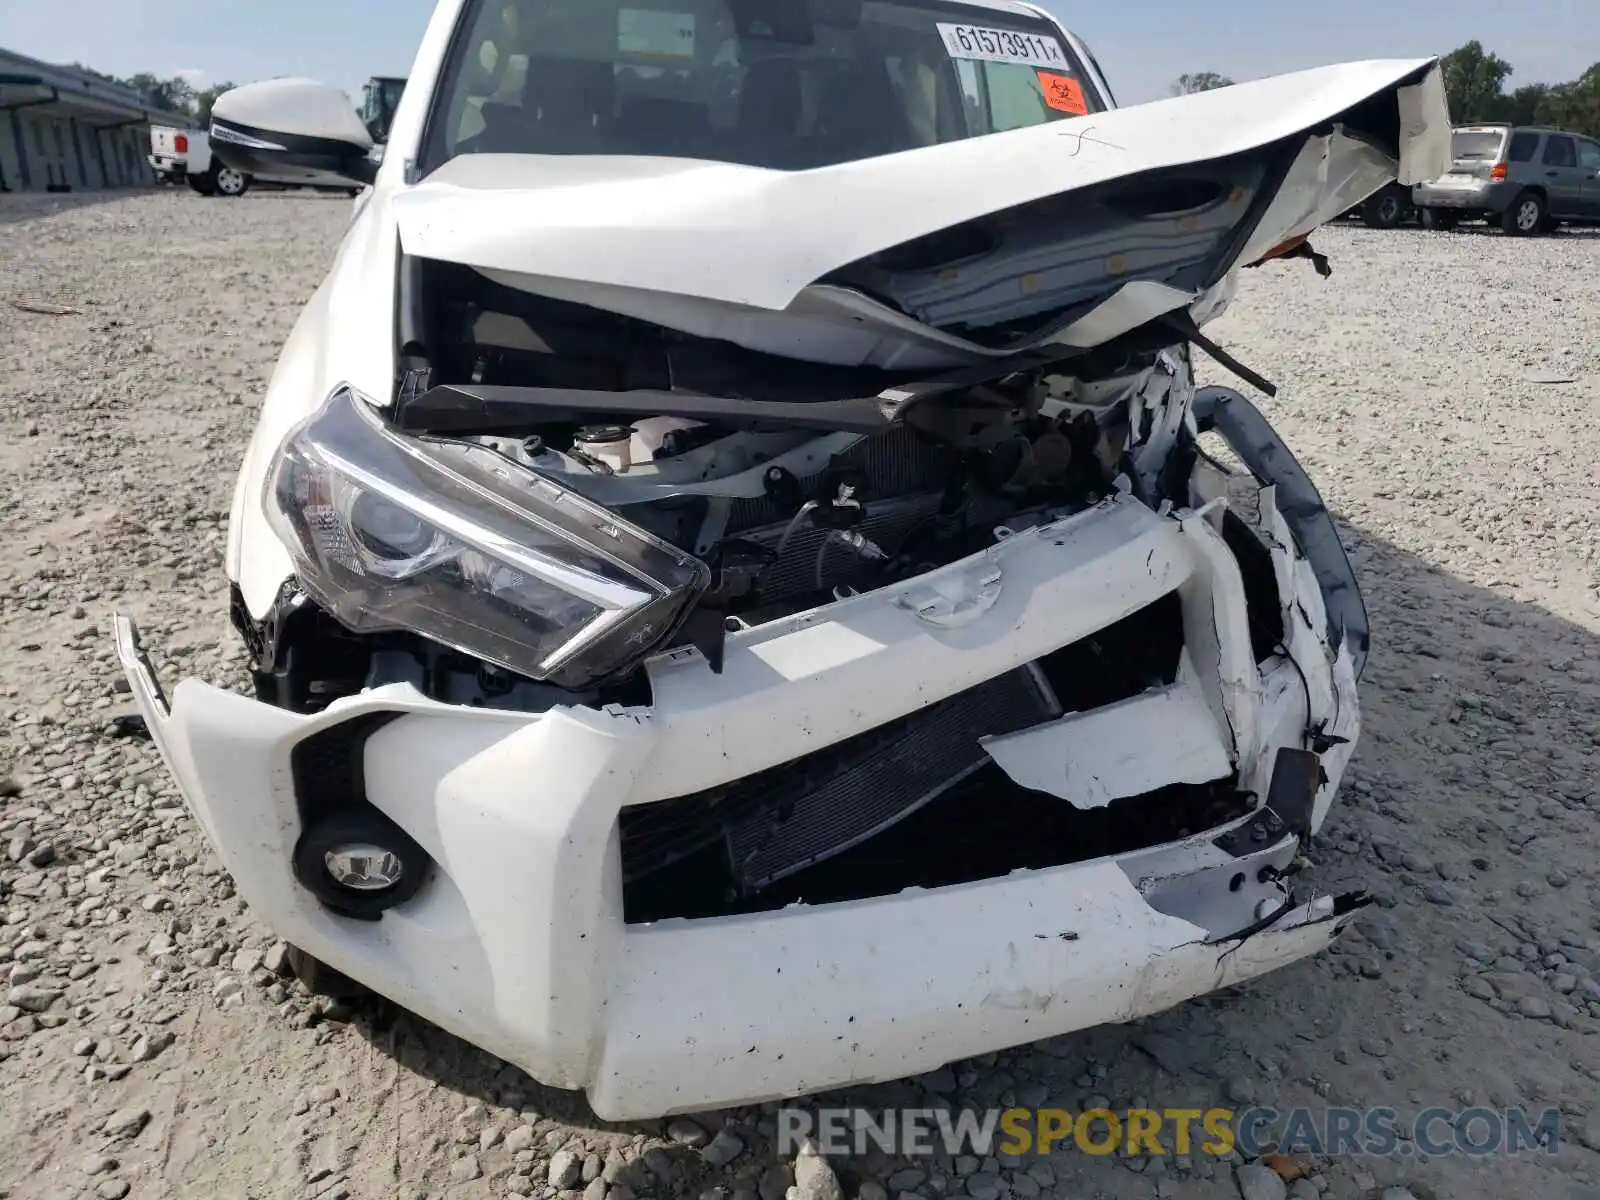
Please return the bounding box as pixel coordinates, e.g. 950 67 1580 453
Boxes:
769 502 817 562
752 501 818 594
816 530 888 590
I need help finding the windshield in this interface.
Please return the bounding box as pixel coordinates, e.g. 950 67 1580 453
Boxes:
420 0 1103 173
1451 129 1505 161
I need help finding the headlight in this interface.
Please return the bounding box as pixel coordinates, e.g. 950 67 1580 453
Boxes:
266 386 710 688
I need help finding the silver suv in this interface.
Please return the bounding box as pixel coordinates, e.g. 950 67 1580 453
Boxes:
1414 124 1600 235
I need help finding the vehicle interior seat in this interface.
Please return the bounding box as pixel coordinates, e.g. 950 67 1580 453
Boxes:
464 57 617 155
523 58 617 153
811 62 908 166
612 96 713 159
733 59 803 168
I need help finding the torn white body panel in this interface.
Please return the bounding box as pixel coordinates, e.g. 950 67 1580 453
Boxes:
981 666 1233 809
395 60 1449 315
476 271 1230 372
594 864 1345 1117
1189 386 1367 829
1254 487 1360 820
1128 348 1194 499
395 60 1449 368
643 493 1205 795
1235 131 1399 268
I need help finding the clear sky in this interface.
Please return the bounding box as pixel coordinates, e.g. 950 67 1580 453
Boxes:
1 0 1595 109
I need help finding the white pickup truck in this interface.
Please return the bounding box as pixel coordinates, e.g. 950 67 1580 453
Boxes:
149 124 363 198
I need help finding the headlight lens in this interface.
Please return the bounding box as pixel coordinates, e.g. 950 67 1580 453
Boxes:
266 386 709 687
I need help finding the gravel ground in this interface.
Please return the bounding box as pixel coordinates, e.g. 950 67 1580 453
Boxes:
2 188 1599 1200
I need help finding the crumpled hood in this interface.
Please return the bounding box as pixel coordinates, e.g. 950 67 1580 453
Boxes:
394 57 1448 366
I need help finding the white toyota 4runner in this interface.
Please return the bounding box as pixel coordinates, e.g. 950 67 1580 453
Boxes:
118 0 1449 1120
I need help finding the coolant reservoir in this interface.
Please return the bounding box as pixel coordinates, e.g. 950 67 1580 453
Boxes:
573 425 633 474
629 416 706 463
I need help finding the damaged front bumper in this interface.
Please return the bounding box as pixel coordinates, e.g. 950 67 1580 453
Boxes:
115 396 1367 1120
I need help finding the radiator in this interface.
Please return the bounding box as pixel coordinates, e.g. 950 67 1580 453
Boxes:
619 665 1059 892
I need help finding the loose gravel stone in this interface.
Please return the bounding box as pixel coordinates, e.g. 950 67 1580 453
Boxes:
669 1118 710 1148
1224 1076 1257 1104
505 1124 537 1154
1517 996 1552 1020
1236 1163 1288 1200
760 1163 794 1200
550 1150 584 1189
4 984 59 1013
793 1142 842 1200
101 1108 150 1139
131 1030 173 1062
701 1129 746 1167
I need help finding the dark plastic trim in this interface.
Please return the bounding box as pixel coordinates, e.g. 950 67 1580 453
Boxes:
1193 385 1370 678
210 118 376 185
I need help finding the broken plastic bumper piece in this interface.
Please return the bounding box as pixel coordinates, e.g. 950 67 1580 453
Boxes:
113 490 1362 1120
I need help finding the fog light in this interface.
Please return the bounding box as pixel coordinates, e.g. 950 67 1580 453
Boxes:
293 809 429 919
323 844 405 891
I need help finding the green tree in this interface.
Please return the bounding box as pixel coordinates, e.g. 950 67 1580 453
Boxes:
1500 83 1551 127
1171 72 1235 96
67 62 233 124
68 62 122 85
193 82 236 127
1439 41 1513 123
1545 63 1600 138
1448 50 1600 138
68 65 200 115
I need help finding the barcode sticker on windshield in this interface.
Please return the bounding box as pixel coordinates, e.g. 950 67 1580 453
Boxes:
619 9 696 59
936 23 1067 69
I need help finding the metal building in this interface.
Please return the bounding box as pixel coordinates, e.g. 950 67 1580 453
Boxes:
1 47 188 192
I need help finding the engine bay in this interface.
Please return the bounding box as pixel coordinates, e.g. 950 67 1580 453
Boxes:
470 404 1128 631
415 261 1169 645
237 255 1212 719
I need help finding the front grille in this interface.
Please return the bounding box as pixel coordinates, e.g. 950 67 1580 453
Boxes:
726 667 1057 888
619 592 1189 901
620 666 1057 890
620 591 1199 920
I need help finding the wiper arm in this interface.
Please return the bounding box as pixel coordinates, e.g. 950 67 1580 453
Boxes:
395 318 1228 438
397 383 918 435
395 344 1095 437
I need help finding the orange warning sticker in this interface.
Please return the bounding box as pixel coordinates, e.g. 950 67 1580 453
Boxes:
1037 71 1086 115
